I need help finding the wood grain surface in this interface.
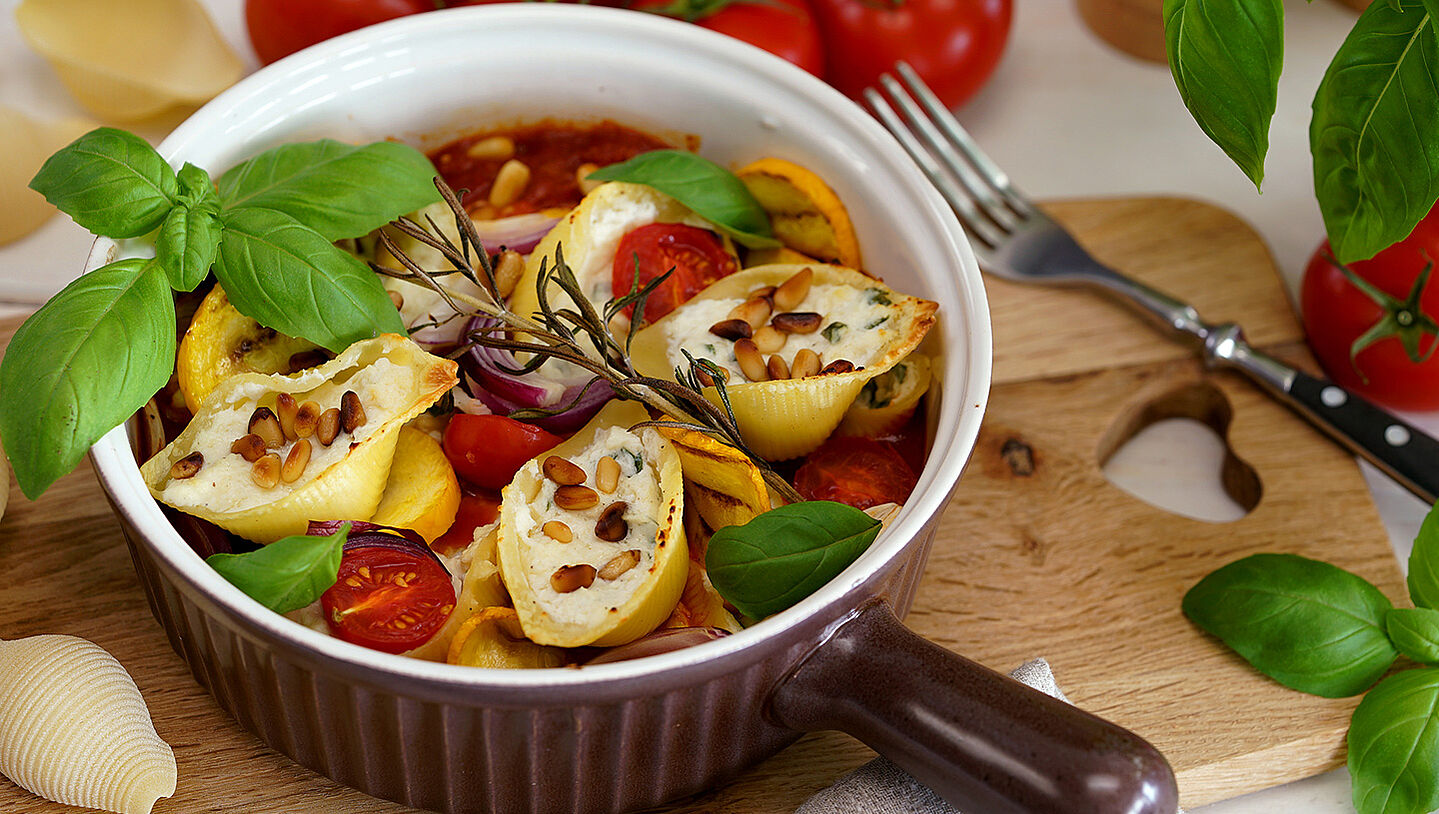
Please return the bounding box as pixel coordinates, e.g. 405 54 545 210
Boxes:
0 197 1406 813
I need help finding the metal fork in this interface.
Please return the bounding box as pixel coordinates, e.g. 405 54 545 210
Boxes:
866 61 1439 505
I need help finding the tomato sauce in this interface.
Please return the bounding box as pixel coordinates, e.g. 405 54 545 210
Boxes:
429 120 670 217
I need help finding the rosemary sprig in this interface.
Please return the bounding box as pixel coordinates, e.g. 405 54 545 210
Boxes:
371 176 804 504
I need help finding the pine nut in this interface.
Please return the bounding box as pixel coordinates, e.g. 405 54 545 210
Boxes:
554 485 599 511
774 267 813 311
317 408 341 446
340 391 366 433
169 451 203 480
767 354 790 380
709 319 752 340
466 135 514 161
771 312 823 334
551 564 596 593
388 289 405 310
821 359 856 375
282 439 311 483
489 159 531 208
252 453 281 489
752 325 786 354
543 455 587 486
791 348 822 379
598 549 642 581
748 285 777 302
595 501 629 542
230 434 267 462
576 162 602 194
287 350 329 373
734 338 769 382
728 297 772 330
542 520 573 543
294 401 321 438
492 249 524 298
248 407 285 448
595 456 621 494
276 393 299 439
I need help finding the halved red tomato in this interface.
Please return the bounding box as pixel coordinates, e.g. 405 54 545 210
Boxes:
612 223 737 324
320 536 456 654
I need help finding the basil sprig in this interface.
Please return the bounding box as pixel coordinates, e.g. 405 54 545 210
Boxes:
3 127 436 499
206 524 350 613
586 149 781 250
706 500 881 620
1184 504 1439 814
1165 0 1439 263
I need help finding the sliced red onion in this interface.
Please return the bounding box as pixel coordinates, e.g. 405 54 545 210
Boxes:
584 627 730 665
458 316 614 434
472 212 560 255
306 520 428 551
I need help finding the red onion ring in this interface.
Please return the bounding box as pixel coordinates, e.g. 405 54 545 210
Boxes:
471 212 560 255
458 316 614 434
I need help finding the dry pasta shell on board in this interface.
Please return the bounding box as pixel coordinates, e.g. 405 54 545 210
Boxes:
0 106 95 246
630 264 938 460
141 334 458 543
0 635 176 814
498 399 688 648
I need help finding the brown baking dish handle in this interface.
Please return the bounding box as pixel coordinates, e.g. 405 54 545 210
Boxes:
768 599 1180 814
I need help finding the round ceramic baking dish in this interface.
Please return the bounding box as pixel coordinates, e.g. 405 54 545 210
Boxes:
88 6 1177 813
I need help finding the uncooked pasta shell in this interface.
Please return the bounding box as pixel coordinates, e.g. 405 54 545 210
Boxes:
0 635 175 814
141 334 458 543
0 106 93 246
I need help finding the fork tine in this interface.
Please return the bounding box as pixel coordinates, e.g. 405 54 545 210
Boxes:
863 86 1005 250
892 61 1034 217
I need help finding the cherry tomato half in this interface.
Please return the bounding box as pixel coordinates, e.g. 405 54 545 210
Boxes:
443 413 562 491
320 537 457 654
612 223 737 324
431 487 502 556
244 0 434 65
794 435 917 509
1301 201 1439 411
629 0 824 77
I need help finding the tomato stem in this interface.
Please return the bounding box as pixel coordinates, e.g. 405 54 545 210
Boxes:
1330 252 1439 381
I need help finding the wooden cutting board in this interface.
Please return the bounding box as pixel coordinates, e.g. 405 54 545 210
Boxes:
0 197 1406 813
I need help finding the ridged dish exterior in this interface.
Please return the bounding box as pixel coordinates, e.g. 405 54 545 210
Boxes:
109 496 942 814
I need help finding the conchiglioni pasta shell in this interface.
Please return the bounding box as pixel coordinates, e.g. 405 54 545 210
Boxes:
0 635 175 814
499 400 688 648
405 524 508 662
0 106 94 246
141 334 458 543
630 264 938 460
656 424 770 532
836 352 933 438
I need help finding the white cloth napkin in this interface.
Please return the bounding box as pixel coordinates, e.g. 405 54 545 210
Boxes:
794 659 1184 814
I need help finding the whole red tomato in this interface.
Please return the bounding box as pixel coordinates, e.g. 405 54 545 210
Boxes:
809 0 1012 109
245 0 436 65
1301 202 1439 411
629 0 825 76
442 414 562 490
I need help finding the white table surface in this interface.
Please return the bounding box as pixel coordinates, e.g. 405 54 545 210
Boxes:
1 0 1435 811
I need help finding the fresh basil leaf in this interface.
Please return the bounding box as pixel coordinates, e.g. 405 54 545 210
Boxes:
206 524 349 613
1408 503 1439 609
1348 667 1439 814
215 207 404 353
1182 553 1398 697
586 150 781 249
0 258 174 499
706 501 881 620
28 127 178 239
156 164 222 292
1387 608 1439 665
1312 0 1439 264
216 140 439 241
1163 0 1283 190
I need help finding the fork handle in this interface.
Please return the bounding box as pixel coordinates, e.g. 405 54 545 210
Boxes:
1208 326 1439 504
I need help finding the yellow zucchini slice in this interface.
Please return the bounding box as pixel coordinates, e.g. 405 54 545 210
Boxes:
655 425 770 532
369 426 461 543
736 157 862 268
447 607 566 669
177 283 322 410
141 334 458 543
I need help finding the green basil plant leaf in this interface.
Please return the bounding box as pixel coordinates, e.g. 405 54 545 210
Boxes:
1311 0 1439 264
155 164 223 292
29 127 178 239
1408 502 1439 609
1163 0 1284 190
706 501 881 620
0 258 175 499
206 524 350 614
216 139 439 241
1182 553 1398 697
586 150 782 249
1348 667 1439 814
215 206 405 353
1386 607 1439 665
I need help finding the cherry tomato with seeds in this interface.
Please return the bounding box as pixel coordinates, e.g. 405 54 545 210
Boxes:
629 0 825 77
443 414 562 491
612 223 737 324
794 435 917 509
244 0 435 65
320 537 457 654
